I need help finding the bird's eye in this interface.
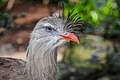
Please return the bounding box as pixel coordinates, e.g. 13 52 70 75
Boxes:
45 26 54 32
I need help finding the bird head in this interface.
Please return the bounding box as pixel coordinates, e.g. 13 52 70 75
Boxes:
30 12 85 47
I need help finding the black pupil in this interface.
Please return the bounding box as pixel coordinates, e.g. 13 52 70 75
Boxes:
48 27 52 31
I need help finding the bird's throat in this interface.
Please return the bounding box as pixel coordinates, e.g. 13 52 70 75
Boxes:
25 42 59 80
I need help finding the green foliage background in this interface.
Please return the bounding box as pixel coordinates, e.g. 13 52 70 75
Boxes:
60 0 120 80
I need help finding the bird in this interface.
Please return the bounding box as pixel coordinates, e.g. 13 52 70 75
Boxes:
0 11 85 80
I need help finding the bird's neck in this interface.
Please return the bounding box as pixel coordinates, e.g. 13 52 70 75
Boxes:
25 41 59 80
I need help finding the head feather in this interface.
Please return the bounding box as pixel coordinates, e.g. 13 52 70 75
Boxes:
52 3 86 34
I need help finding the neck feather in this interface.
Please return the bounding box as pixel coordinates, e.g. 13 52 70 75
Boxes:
25 40 59 80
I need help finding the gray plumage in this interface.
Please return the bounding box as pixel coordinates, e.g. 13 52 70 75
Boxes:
0 12 85 80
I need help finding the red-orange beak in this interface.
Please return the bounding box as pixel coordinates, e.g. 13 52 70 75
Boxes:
60 33 79 44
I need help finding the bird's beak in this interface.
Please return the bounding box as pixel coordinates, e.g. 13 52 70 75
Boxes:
60 32 79 44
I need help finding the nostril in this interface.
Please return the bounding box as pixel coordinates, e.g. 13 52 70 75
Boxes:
65 32 69 36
